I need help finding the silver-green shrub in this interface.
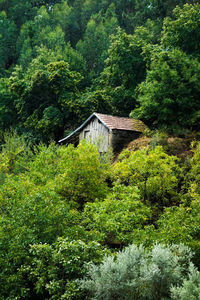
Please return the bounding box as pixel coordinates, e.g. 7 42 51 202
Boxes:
171 264 200 300
81 243 193 300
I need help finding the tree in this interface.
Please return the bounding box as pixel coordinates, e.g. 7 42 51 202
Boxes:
83 184 151 246
0 140 107 298
112 0 189 34
188 141 200 195
9 56 83 141
153 192 200 267
114 146 180 208
0 79 16 131
54 141 109 208
0 131 32 178
78 89 114 121
98 27 146 116
131 49 200 131
0 0 37 29
21 239 106 299
16 6 66 68
0 180 80 298
0 0 61 29
76 5 118 78
162 3 200 59
0 11 17 72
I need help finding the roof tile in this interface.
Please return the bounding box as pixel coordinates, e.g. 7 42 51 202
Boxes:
95 113 147 132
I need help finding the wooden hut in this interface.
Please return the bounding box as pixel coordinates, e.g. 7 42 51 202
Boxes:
59 113 147 153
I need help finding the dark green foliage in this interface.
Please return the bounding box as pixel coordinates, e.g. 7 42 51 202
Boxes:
131 49 200 131
0 79 16 130
76 5 118 78
9 58 83 141
162 3 200 58
0 0 37 29
16 5 66 68
79 89 114 119
0 11 17 72
0 0 196 137
97 27 146 116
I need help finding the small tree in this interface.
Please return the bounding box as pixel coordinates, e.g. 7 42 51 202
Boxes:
55 141 109 208
114 146 180 208
22 239 106 300
83 184 151 246
162 3 200 58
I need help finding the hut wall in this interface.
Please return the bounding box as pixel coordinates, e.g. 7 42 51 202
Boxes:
79 117 109 152
111 129 141 153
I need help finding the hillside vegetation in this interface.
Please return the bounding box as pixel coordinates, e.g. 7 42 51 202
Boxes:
1 134 200 298
1 0 200 299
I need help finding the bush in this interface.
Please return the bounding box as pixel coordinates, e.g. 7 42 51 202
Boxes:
21 239 107 300
0 140 108 298
83 184 151 246
171 264 200 300
54 141 109 208
114 146 180 208
81 243 193 300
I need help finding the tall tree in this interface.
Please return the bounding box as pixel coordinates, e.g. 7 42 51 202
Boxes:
97 27 146 116
131 49 200 131
76 5 118 78
9 51 83 141
0 11 17 72
17 6 66 68
161 3 200 58
0 78 16 130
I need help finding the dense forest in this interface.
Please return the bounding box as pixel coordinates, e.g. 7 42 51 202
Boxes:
0 0 200 141
1 0 200 299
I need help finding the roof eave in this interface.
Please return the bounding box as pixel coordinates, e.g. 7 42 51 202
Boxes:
111 128 146 133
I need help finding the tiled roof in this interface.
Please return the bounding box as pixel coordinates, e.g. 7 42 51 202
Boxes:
96 113 147 132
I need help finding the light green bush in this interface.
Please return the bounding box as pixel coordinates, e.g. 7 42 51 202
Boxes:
114 146 180 208
83 184 151 246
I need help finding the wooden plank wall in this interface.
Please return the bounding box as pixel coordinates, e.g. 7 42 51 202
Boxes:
79 117 109 152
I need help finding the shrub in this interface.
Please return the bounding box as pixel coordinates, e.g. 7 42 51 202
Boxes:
171 264 200 300
83 184 151 246
54 141 109 208
114 146 180 208
81 243 193 300
22 239 107 300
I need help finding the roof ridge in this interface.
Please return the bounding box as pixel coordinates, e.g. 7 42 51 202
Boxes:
95 112 133 119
